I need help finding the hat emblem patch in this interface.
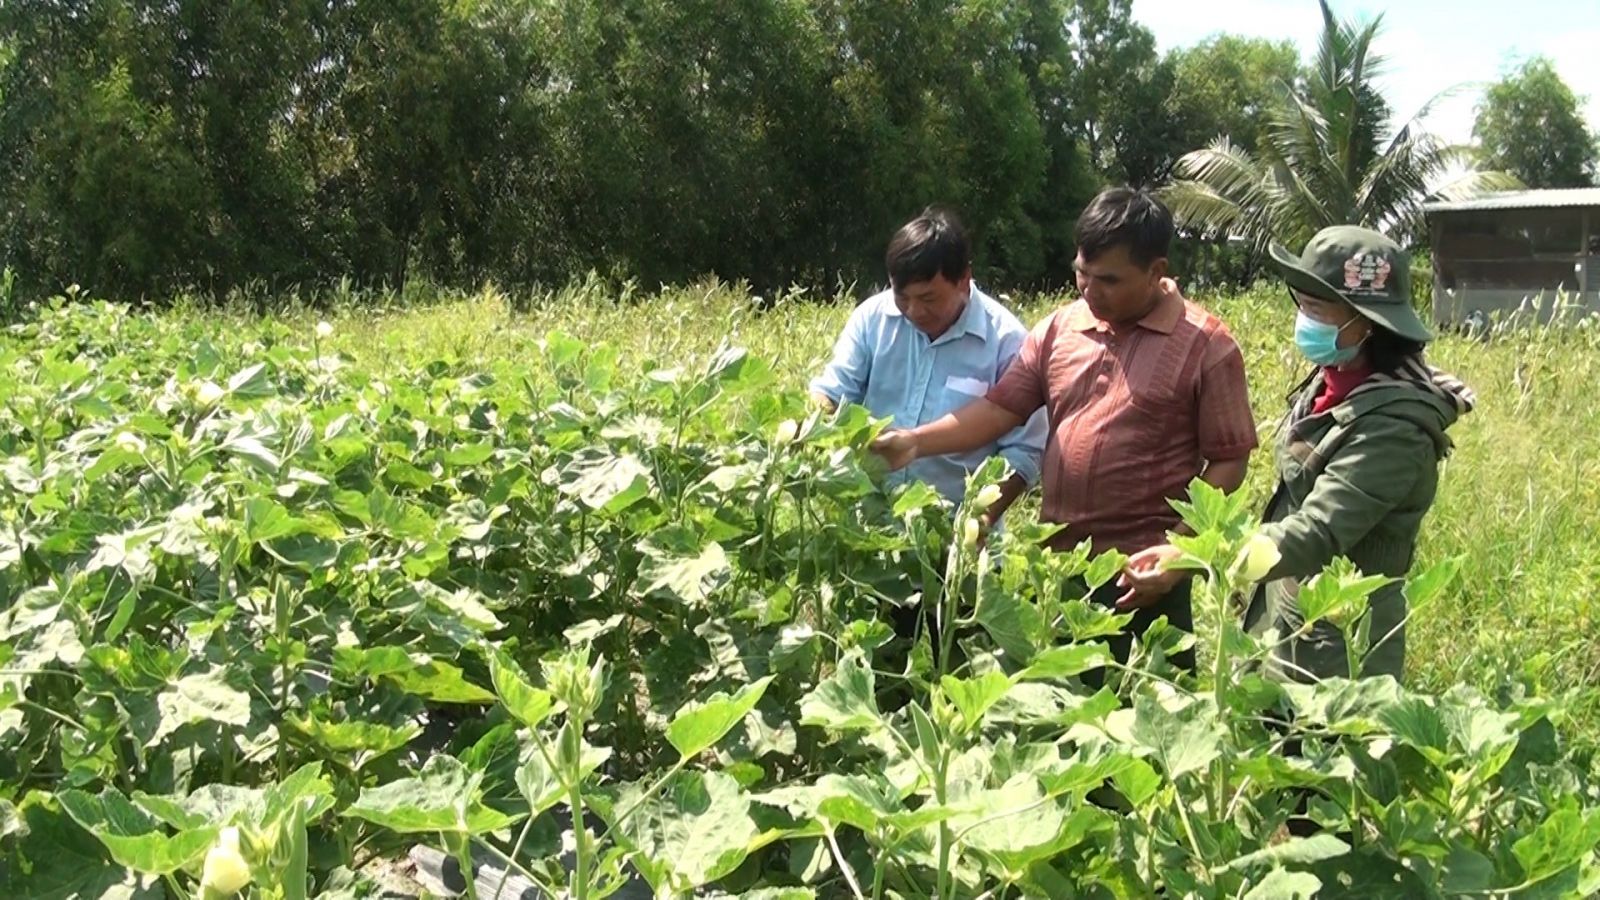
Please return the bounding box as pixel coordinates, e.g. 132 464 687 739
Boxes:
1342 253 1392 294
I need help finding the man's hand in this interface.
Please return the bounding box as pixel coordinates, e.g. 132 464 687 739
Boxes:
869 401 1025 475
869 429 919 472
1114 544 1185 610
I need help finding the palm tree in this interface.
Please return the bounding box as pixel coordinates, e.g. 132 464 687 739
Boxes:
1164 0 1519 252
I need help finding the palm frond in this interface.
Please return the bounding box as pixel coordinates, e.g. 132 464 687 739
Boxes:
1165 139 1279 246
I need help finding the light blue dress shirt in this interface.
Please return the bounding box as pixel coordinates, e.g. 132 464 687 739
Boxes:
810 285 1048 506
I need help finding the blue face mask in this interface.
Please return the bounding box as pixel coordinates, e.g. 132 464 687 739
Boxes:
1294 310 1362 366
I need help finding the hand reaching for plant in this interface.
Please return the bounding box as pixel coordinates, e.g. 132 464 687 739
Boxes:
869 429 918 471
1115 544 1185 609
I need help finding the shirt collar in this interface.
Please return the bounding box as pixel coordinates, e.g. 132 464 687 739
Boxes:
885 284 992 344
939 287 991 344
1064 282 1184 335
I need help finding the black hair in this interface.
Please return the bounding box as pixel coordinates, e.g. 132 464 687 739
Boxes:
1074 187 1174 267
1363 324 1426 374
886 206 970 288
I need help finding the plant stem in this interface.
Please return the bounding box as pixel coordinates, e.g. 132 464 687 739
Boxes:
446 831 480 900
565 721 592 900
164 873 194 900
935 750 954 900
476 832 559 900
19 700 86 732
825 828 868 900
1209 574 1233 819
1171 786 1211 884
937 540 963 682
594 755 689 848
870 828 889 900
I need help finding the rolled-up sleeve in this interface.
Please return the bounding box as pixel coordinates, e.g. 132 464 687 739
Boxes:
809 303 874 405
1196 336 1259 462
993 325 1046 485
986 317 1049 420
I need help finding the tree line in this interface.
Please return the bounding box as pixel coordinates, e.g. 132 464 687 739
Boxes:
0 0 1593 304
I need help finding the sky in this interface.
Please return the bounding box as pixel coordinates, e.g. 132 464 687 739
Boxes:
1132 0 1600 148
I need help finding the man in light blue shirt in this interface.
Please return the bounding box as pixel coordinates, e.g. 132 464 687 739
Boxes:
809 207 1047 531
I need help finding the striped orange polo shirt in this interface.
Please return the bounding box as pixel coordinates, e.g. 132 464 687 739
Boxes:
986 285 1258 555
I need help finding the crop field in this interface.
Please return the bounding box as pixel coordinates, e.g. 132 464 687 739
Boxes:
2 283 1599 898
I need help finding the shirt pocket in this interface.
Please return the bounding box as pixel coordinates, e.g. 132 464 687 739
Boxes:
925 370 992 420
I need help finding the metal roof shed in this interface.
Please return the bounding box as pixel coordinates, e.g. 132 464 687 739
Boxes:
1423 188 1600 327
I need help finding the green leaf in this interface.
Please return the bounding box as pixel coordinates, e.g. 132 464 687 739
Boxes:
133 784 259 831
260 763 338 829
287 714 421 758
242 497 310 544
1241 868 1321 900
1512 805 1600 884
441 442 494 466
939 671 1014 734
264 534 340 571
892 482 945 517
1284 676 1402 732
1378 697 1450 756
1404 557 1462 611
1035 746 1141 799
544 331 586 366
909 701 942 775
974 584 1047 663
151 668 251 747
514 747 563 816
334 645 415 679
85 447 145 481
1218 835 1350 873
757 774 899 833
1083 549 1127 591
1439 696 1520 760
1129 694 1223 780
1297 560 1391 629
1019 644 1114 681
614 771 759 893
277 795 311 900
563 452 652 513
227 361 269 395
640 541 730 606
59 788 219 874
130 765 334 839
487 648 556 728
1440 843 1496 894
413 581 503 632
798 653 880 733
0 798 156 900
955 778 1064 859
668 676 774 760
386 660 496 704
344 755 519 835
516 733 610 815
224 433 282 471
383 458 435 490
564 613 625 645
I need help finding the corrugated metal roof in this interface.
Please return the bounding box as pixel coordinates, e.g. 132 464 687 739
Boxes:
1425 188 1600 213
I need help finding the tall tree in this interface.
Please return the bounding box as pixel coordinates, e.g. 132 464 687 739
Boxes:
1063 0 1176 187
1165 35 1302 156
1474 57 1598 189
1165 0 1517 252
1015 0 1100 281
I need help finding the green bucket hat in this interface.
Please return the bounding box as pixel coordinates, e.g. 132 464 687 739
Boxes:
1268 225 1432 343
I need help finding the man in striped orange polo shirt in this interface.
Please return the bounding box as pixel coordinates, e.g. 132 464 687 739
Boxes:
870 188 1258 673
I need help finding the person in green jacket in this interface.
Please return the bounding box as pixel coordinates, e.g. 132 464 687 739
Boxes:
1123 225 1475 683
